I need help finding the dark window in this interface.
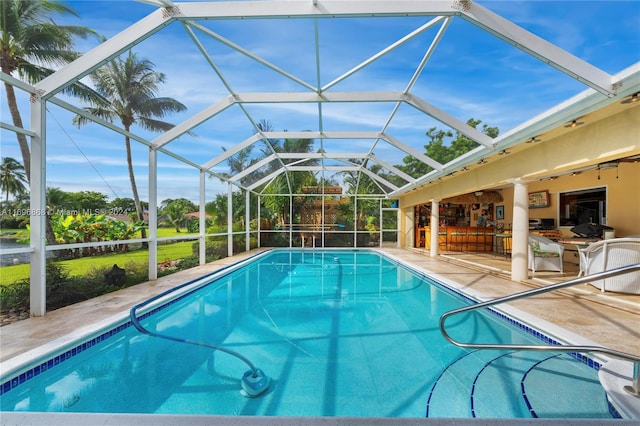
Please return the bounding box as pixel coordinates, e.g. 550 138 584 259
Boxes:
559 187 606 227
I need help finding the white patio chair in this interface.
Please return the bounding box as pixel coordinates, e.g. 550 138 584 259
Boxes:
579 238 640 294
528 234 564 274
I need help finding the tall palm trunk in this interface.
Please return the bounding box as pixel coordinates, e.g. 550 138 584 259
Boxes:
124 133 148 245
3 83 31 181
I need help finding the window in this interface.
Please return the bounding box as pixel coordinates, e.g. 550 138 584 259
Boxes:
559 187 607 226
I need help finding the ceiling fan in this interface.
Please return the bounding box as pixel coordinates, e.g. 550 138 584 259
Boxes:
564 119 584 128
621 92 639 104
525 136 541 143
498 149 510 155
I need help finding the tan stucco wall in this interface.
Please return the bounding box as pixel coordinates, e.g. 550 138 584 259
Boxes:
495 161 639 237
398 105 640 247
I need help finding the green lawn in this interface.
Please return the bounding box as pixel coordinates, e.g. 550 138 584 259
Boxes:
0 240 195 284
0 227 193 239
0 228 28 238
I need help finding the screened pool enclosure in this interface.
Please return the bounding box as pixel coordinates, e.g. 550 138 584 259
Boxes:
1 1 638 316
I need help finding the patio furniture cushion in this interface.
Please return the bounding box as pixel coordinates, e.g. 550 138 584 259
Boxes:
529 240 560 257
528 234 564 274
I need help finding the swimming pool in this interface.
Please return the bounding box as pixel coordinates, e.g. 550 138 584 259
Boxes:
0 249 618 418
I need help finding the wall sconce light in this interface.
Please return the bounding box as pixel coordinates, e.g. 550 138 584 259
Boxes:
564 119 584 128
621 92 639 104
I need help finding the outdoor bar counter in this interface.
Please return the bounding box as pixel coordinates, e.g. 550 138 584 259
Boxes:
417 225 496 252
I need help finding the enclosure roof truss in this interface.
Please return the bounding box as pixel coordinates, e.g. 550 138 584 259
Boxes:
31 0 626 199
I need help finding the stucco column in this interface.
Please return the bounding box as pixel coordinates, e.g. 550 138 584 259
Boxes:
430 199 440 257
405 207 415 248
511 179 530 281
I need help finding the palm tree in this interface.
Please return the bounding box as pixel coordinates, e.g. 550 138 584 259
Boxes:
261 134 318 226
1 0 96 181
0 157 29 204
72 51 188 239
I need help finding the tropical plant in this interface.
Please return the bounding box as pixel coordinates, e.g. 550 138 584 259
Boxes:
260 128 318 225
72 51 188 241
47 212 146 257
0 0 97 180
0 157 28 204
160 199 196 232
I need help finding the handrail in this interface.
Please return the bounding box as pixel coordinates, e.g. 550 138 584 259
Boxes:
439 263 640 397
440 263 640 361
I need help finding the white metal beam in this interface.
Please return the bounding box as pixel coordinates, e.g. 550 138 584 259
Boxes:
381 133 444 172
46 97 208 174
0 71 36 93
0 121 36 137
49 97 153 147
151 96 235 148
247 168 284 191
35 9 172 98
261 130 384 140
29 95 47 316
277 152 368 160
322 16 446 92
175 1 457 20
228 154 277 183
203 133 261 170
227 183 233 257
404 93 495 147
148 148 158 281
460 3 614 96
369 155 415 184
187 21 317 92
199 170 206 264
361 167 399 192
285 165 358 172
233 91 405 104
136 0 173 7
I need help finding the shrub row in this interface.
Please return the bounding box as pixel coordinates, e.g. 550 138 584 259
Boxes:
0 255 205 314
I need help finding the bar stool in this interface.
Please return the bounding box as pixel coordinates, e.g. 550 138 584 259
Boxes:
449 226 468 252
438 225 448 251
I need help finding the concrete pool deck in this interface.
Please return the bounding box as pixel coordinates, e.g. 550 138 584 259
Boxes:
1 247 638 424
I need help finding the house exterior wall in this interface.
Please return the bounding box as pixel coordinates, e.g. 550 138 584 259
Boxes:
495 161 639 237
398 105 640 248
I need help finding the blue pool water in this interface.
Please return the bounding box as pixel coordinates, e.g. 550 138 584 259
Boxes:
0 250 616 418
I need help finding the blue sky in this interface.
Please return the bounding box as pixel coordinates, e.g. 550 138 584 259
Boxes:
1 0 639 204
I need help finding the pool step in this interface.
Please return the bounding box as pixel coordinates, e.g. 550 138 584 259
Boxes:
514 354 611 419
425 349 503 417
427 350 612 419
470 351 552 418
